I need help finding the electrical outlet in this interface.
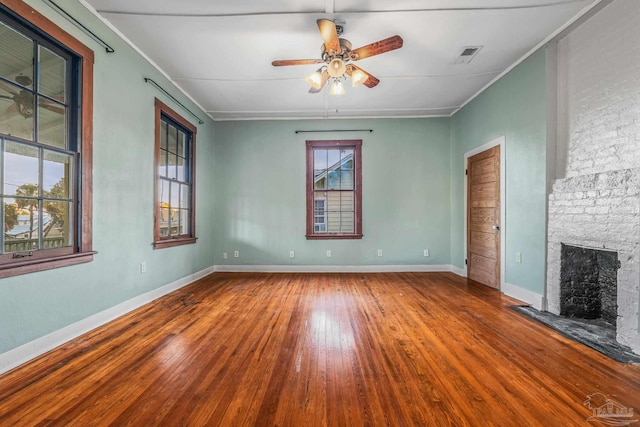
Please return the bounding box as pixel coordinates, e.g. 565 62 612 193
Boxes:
140 262 146 274
234 250 239 258
424 249 429 257
326 250 331 258
377 249 383 257
223 252 227 259
516 252 522 263
290 251 295 258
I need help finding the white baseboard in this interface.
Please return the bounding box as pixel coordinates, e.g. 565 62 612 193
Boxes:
450 265 467 277
0 265 216 376
214 264 456 273
502 282 546 310
445 269 546 310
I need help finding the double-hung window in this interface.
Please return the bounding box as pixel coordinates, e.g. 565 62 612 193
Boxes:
153 99 196 248
306 140 362 239
0 0 94 277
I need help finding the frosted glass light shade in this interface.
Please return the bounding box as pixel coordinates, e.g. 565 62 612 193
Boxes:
351 69 368 87
329 80 345 95
305 70 324 89
328 58 347 78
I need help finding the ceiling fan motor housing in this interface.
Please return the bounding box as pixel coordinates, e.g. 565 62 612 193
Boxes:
321 38 352 62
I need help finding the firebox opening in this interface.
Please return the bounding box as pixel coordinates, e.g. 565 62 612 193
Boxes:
560 244 618 326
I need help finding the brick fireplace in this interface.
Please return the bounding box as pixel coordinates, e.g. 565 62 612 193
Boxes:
546 0 640 354
547 171 639 352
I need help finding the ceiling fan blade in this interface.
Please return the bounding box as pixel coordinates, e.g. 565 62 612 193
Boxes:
3 104 20 120
350 35 403 61
317 19 341 55
347 65 380 88
272 59 325 67
39 101 65 115
0 80 18 96
308 70 329 94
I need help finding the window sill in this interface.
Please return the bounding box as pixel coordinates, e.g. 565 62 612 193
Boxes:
153 237 197 249
0 251 97 279
306 234 363 240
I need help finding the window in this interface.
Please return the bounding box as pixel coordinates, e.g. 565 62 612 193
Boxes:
306 140 362 239
0 0 94 278
153 99 197 249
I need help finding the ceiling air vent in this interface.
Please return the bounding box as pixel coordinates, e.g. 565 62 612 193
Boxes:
454 46 482 64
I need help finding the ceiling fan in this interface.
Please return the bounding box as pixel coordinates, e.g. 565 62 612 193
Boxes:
0 76 64 119
272 19 403 94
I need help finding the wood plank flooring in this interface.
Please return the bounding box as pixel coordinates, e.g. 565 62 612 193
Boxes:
0 272 639 426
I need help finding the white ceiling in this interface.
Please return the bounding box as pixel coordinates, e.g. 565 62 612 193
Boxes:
82 0 596 121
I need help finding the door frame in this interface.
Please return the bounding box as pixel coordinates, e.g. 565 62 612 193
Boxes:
463 135 506 290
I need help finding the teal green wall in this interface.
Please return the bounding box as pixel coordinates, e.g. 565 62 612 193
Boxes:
450 49 548 294
0 0 216 354
213 119 451 266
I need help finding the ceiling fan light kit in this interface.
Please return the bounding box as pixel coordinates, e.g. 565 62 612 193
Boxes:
272 19 403 95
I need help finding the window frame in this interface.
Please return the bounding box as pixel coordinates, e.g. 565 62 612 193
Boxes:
306 139 362 240
153 98 197 249
0 0 95 278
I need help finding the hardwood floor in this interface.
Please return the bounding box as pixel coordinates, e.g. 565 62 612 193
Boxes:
0 272 639 426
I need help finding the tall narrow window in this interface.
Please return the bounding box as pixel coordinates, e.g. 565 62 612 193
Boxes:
154 99 197 249
0 0 94 278
306 140 362 239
